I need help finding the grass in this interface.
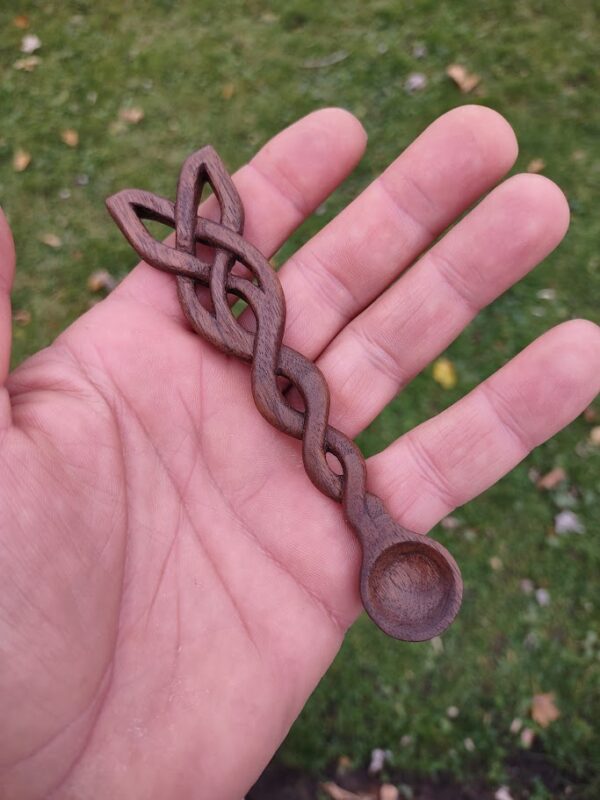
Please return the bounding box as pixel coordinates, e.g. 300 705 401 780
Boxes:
1 1 599 796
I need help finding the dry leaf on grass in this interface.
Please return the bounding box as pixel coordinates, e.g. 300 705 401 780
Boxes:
21 34 41 53
404 72 427 93
87 270 117 293
441 515 461 530
583 406 597 423
39 233 62 248
589 427 600 446
527 158 546 173
554 510 584 535
13 309 31 326
536 467 566 490
12 148 31 172
13 14 30 29
432 357 457 389
531 692 560 727
13 55 41 71
221 83 235 100
61 128 79 147
119 106 144 124
446 63 480 93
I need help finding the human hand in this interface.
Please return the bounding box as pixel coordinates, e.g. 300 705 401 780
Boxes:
1 106 598 799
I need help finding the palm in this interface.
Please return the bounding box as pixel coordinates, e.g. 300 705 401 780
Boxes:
1 107 598 800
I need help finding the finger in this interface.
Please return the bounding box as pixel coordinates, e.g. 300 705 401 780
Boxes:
367 320 600 534
114 108 367 317
256 104 518 355
307 173 570 436
0 209 16 386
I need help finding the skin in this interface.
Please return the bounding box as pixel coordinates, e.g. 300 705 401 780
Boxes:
0 106 598 800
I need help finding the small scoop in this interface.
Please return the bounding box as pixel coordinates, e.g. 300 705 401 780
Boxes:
356 498 463 641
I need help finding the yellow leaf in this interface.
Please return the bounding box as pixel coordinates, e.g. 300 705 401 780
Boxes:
13 14 30 29
527 158 546 173
432 357 457 389
39 233 62 248
13 148 31 172
222 82 235 100
531 692 560 728
446 63 481 93
60 128 79 147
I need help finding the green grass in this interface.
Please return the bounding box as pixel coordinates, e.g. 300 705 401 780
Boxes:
1 1 599 796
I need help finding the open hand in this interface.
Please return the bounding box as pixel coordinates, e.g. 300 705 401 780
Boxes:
1 106 598 799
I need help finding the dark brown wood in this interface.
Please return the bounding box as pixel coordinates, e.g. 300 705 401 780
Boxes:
106 147 463 641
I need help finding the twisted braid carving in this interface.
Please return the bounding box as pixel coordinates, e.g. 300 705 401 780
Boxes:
106 146 463 641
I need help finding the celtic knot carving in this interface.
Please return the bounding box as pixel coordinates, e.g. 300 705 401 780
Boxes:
106 146 463 641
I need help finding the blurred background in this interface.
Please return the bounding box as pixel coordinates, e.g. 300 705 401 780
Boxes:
1 2 599 798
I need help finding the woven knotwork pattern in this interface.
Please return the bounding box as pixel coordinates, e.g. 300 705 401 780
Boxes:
106 146 463 642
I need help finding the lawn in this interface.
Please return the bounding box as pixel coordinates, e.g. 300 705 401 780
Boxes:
1 1 599 798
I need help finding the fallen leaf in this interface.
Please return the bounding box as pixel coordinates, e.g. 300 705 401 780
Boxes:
432 357 457 389
536 288 556 301
520 579 534 595
13 14 30 29
60 128 79 147
87 269 117 293
368 748 390 775
446 63 480 93
583 406 597 423
119 106 144 124
489 556 503 571
380 785 400 800
337 755 352 772
535 588 551 607
321 782 372 800
404 72 427 93
12 148 31 172
13 55 41 71
39 233 62 248
554 510 585 535
520 727 535 748
531 692 560 727
590 426 600 446
536 467 566 490
527 158 546 173
302 50 349 69
221 83 235 100
495 788 515 800
21 33 41 53
13 309 31 326
441 515 461 530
